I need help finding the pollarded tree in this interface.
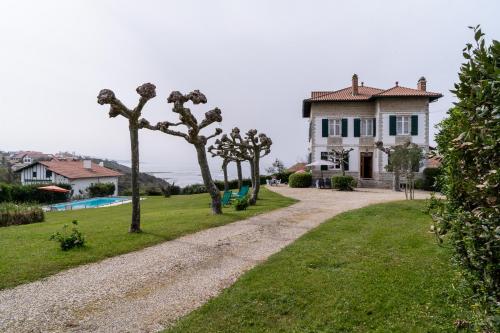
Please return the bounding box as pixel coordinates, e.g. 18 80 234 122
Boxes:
329 148 354 176
208 139 244 191
139 90 223 214
230 129 272 205
97 83 156 233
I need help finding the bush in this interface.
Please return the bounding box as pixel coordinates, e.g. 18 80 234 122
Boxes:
87 183 115 197
145 186 162 196
181 184 207 195
0 202 44 227
0 183 71 204
50 220 85 251
234 195 249 211
273 171 294 184
431 27 499 330
422 167 441 191
331 175 357 191
288 172 312 188
414 178 425 190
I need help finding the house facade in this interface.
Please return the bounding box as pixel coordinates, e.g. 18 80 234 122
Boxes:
302 74 442 188
16 159 123 196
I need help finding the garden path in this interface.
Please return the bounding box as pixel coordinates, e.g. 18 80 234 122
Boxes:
0 186 430 333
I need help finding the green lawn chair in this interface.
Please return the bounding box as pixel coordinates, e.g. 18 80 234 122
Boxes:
221 190 233 207
233 185 249 199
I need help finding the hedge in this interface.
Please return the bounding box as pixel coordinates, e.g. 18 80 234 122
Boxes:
0 202 45 227
422 167 441 191
288 172 312 188
87 183 115 197
0 183 72 204
331 175 357 191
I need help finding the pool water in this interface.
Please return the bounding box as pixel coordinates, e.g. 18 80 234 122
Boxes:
50 197 131 211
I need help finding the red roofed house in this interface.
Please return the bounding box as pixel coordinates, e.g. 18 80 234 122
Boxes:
16 159 123 196
302 75 442 187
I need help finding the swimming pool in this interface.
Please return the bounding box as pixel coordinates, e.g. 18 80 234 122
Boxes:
49 197 131 211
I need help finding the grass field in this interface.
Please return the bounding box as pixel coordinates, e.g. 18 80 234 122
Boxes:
0 188 296 290
167 200 472 333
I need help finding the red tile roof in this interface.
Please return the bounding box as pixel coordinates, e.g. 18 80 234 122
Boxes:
38 160 123 180
303 81 443 117
310 86 384 101
309 85 441 101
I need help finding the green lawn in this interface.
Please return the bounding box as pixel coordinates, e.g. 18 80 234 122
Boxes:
0 188 296 290
167 201 471 333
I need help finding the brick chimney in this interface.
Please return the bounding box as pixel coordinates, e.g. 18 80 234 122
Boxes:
352 74 359 96
417 76 427 91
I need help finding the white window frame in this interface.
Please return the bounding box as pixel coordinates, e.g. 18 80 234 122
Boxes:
396 116 410 135
328 119 341 137
360 118 373 137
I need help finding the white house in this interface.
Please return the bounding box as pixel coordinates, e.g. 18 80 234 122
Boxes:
16 159 123 196
302 74 442 188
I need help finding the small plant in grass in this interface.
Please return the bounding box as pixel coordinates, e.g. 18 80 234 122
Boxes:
331 175 357 191
234 195 250 211
50 220 85 251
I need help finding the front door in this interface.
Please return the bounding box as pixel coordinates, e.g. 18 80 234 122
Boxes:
360 152 373 179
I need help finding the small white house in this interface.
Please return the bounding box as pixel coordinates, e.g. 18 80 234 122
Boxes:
16 159 123 197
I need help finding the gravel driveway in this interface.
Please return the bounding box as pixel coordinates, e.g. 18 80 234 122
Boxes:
0 187 430 332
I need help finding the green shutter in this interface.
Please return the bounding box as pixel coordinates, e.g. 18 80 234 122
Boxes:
321 165 328 171
322 119 329 137
411 115 418 135
373 118 376 137
389 115 397 136
341 118 348 137
344 151 349 171
354 118 360 137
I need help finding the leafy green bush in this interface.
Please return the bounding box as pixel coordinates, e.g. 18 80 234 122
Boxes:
181 184 207 195
431 27 499 330
50 220 85 251
234 195 249 211
414 178 425 190
145 186 162 196
0 202 44 227
422 167 441 191
331 175 357 191
288 172 312 188
0 183 71 204
87 183 115 197
273 171 294 184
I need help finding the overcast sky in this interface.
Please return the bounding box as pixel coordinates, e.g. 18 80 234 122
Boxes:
0 0 498 172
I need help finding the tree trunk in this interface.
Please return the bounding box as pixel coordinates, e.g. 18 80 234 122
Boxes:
222 161 229 192
393 170 401 192
249 154 260 205
249 160 255 190
236 160 242 189
195 143 222 214
129 124 141 233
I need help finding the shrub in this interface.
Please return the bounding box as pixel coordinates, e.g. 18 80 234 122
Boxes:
414 178 425 190
288 172 312 188
0 183 71 204
422 167 441 191
273 171 294 184
50 220 85 251
331 175 357 191
431 27 499 329
145 186 162 196
0 202 44 227
87 183 115 197
181 184 207 195
234 195 249 211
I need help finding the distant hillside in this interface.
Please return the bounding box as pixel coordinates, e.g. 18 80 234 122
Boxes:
90 158 169 194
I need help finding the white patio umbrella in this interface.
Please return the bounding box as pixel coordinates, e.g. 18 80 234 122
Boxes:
306 160 335 179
